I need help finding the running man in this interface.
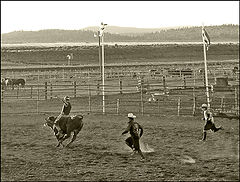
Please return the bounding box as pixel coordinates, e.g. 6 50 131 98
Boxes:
53 96 72 138
122 113 145 159
201 103 223 141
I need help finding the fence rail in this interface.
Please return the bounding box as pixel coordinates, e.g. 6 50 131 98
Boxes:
1 63 239 117
1 82 239 117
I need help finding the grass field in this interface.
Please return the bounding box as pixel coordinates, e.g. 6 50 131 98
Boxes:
1 43 239 67
1 109 239 181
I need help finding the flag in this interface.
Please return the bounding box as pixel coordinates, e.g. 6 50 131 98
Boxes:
202 28 211 51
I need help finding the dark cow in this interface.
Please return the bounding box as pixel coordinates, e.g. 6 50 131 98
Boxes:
3 78 25 90
44 115 84 147
11 78 25 89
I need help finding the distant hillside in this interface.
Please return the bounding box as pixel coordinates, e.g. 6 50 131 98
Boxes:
1 24 239 44
82 25 178 36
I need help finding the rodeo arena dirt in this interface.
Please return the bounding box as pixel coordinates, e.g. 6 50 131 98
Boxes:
1 43 239 181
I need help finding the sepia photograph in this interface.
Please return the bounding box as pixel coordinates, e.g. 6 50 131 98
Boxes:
1 1 239 181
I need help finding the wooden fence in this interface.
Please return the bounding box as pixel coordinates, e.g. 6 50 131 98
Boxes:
1 78 239 117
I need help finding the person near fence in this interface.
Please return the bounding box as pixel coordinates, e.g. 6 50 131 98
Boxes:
200 103 223 141
122 113 145 159
53 96 72 138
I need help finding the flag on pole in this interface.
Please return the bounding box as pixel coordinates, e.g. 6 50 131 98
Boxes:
202 28 211 51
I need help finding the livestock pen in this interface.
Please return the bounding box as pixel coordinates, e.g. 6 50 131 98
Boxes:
1 61 239 181
1 66 239 118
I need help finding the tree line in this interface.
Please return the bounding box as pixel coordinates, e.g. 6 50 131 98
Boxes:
1 24 238 43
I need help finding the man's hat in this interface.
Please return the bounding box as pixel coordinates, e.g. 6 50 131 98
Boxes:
201 103 208 108
128 113 136 118
64 96 70 101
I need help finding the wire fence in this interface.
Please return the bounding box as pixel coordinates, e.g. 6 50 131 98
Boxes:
1 76 239 117
1 60 239 118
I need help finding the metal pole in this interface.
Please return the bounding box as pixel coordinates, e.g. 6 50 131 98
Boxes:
98 31 102 79
99 22 107 114
102 31 105 114
202 25 210 108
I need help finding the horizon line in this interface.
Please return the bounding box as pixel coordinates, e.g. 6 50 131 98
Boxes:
1 23 238 34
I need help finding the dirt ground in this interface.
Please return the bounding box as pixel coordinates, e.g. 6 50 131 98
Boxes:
1 111 239 181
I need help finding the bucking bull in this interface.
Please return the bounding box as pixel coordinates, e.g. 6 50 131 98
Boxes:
44 115 84 147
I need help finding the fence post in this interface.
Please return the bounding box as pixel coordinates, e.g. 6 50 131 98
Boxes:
192 95 196 116
158 98 160 115
44 82 47 100
30 86 33 99
183 76 186 89
36 100 39 114
38 70 40 83
177 97 181 116
193 69 196 87
37 85 40 100
1 90 4 102
235 87 238 115
116 99 120 115
163 76 166 94
220 97 224 112
97 82 100 95
141 83 144 115
17 86 19 99
119 79 123 94
88 83 91 113
50 83 53 99
74 81 77 98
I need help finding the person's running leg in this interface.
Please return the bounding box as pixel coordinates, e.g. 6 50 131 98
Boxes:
133 137 145 159
201 130 207 141
211 122 223 132
125 137 134 150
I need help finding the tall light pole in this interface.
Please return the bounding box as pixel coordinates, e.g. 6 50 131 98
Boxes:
94 31 102 78
98 30 102 78
202 24 210 108
99 22 107 114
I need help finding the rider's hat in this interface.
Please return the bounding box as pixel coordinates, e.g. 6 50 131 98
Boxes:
201 103 208 108
64 96 70 101
127 113 136 118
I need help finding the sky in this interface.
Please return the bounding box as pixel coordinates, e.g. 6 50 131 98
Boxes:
1 1 239 33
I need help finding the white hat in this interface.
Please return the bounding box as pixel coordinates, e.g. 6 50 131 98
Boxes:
201 103 208 108
128 113 136 118
64 96 70 101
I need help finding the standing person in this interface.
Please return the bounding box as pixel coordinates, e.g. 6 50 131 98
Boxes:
53 96 72 138
200 103 223 141
122 113 145 159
